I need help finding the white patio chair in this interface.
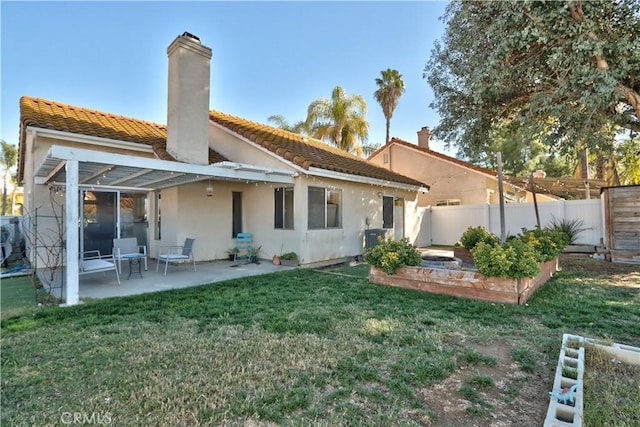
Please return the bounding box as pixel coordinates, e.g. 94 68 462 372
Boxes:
113 237 148 273
79 250 120 285
156 238 196 276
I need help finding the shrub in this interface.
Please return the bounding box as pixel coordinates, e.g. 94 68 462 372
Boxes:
519 227 567 262
548 217 587 245
472 240 540 279
459 226 500 250
280 252 298 260
471 242 513 277
364 237 422 275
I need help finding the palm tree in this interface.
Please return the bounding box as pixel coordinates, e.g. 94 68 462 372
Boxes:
374 68 405 144
267 114 309 135
305 86 369 155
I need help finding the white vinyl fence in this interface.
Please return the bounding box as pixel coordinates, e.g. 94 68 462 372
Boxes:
417 199 603 247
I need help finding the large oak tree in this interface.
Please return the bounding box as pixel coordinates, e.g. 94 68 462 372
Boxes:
424 0 640 165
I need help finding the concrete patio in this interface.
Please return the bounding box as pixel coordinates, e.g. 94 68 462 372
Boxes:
33 248 453 303
70 259 295 301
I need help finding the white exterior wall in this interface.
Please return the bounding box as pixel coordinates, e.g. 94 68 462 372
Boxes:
421 199 603 246
151 174 421 265
297 177 417 264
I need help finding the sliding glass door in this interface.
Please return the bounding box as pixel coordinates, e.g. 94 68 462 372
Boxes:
81 190 148 255
82 191 116 256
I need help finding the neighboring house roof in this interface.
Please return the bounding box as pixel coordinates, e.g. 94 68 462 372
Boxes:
18 96 427 189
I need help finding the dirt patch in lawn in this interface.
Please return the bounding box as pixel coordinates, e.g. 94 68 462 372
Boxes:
560 255 640 285
416 340 551 427
412 257 639 426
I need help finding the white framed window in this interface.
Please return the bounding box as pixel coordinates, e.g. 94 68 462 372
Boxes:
274 187 294 229
435 199 461 206
308 187 342 229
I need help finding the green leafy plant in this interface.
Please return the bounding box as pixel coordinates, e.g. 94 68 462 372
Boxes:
251 245 262 258
472 240 540 279
459 226 499 250
364 237 422 275
280 252 298 261
468 225 567 279
548 217 587 245
519 228 565 262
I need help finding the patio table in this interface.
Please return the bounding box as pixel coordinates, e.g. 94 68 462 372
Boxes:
122 253 145 279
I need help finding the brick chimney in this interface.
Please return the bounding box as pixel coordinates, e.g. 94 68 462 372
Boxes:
166 32 212 165
417 126 433 150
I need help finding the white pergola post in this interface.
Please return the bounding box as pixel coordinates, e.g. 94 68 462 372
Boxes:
65 160 80 305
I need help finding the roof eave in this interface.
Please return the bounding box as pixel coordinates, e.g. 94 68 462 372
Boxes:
307 166 429 193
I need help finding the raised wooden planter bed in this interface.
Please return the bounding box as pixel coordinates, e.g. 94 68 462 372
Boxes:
369 257 558 305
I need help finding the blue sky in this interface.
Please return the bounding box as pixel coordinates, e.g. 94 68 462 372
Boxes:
1 1 451 154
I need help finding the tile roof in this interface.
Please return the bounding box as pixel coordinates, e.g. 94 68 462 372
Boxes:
19 96 428 189
208 111 428 188
18 96 228 181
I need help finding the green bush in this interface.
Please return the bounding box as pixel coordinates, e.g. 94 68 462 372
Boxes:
459 226 500 250
364 238 422 275
280 252 298 260
519 227 567 262
472 240 540 279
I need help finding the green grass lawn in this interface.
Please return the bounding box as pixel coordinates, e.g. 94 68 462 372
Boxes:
1 257 638 426
0 275 36 318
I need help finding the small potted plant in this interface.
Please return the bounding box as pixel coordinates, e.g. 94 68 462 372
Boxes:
280 252 299 267
250 245 262 264
225 248 235 261
272 254 281 265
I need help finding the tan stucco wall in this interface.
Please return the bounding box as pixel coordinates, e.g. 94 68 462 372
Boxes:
369 144 554 206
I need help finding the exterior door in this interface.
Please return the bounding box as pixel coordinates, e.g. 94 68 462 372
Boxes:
82 191 116 255
119 193 148 248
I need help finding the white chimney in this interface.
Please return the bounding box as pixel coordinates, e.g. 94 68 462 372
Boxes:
417 126 433 150
166 32 212 165
533 169 547 179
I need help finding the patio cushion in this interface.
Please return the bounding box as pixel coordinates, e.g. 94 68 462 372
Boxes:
80 259 116 272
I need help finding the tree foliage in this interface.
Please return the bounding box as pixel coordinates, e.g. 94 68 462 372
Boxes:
425 0 640 160
374 68 405 144
1 140 18 216
616 135 640 184
267 114 309 135
305 86 369 155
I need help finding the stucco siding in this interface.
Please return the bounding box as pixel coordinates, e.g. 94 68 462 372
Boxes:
208 124 299 171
